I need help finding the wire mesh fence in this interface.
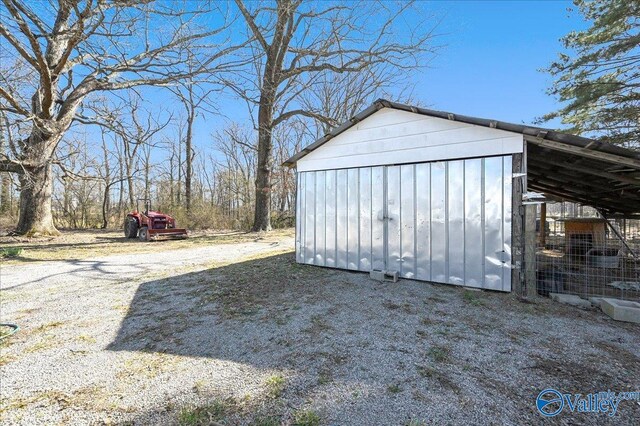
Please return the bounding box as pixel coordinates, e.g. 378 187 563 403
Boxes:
533 202 640 301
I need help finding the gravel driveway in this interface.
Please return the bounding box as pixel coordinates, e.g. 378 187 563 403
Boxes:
1 237 290 291
1 233 639 425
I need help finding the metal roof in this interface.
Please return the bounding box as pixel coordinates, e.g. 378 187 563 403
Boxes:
284 99 640 217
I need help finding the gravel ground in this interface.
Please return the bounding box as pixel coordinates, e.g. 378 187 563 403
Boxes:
1 233 639 425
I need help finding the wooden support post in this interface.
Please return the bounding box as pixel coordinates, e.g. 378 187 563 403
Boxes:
539 202 546 248
511 153 524 296
524 203 538 297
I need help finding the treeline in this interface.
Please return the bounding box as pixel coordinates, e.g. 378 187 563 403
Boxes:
0 1 436 234
1 108 303 231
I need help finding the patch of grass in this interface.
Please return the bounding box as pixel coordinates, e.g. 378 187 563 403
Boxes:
0 353 17 367
274 315 290 326
192 380 206 394
420 317 439 326
424 295 446 304
317 370 331 385
462 290 483 306
76 334 96 344
251 415 281 426
33 321 63 333
304 315 331 334
177 399 233 426
292 409 321 426
382 300 401 310
415 364 461 394
402 303 416 314
118 354 177 380
427 345 450 363
416 365 435 378
265 374 285 398
0 247 23 258
387 383 402 394
0 385 110 414
24 335 58 353
415 329 428 339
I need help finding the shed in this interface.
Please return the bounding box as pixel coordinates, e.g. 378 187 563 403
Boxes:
284 99 640 294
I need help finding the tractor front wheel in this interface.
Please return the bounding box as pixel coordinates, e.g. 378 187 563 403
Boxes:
124 217 138 239
138 226 149 242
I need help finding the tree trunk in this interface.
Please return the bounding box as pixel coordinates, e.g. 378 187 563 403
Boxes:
185 112 194 212
252 96 274 231
102 183 110 229
177 136 182 204
0 129 9 214
126 159 135 208
169 149 175 207
16 163 59 235
0 173 10 214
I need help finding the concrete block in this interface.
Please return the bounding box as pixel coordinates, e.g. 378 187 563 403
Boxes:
370 269 398 283
549 293 592 309
600 298 640 324
589 297 605 308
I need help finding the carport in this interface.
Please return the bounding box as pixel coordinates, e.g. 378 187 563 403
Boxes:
284 99 640 296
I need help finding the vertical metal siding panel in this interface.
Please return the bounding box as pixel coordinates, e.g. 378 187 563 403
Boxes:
502 156 513 291
295 172 300 262
359 167 372 271
336 169 348 269
314 171 326 266
386 166 401 272
484 156 504 290
347 168 360 270
464 159 483 288
431 162 447 283
447 160 465 285
415 163 431 280
325 170 337 267
304 172 316 265
298 172 306 263
400 164 416 278
371 166 385 270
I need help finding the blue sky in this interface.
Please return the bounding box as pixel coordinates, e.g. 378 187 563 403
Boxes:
71 0 587 165
413 0 586 125
186 0 587 152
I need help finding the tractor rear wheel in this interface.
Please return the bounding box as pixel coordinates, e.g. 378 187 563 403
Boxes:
124 217 138 238
138 226 149 242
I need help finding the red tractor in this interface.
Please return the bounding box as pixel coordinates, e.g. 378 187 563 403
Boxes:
124 199 188 241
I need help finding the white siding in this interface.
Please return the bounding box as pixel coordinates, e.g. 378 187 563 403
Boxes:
297 108 524 172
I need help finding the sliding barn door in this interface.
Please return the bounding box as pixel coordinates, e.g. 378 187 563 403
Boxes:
296 156 513 291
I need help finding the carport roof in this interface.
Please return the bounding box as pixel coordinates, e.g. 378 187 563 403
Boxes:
284 99 640 218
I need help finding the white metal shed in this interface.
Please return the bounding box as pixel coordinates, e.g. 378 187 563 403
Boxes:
283 99 640 293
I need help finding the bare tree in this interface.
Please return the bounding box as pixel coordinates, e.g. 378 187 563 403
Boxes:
168 52 222 214
50 132 102 228
0 0 239 235
0 111 12 214
231 0 439 231
83 94 170 208
212 123 257 225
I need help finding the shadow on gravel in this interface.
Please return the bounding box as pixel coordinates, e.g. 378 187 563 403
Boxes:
106 252 339 365
106 252 640 424
2 259 154 290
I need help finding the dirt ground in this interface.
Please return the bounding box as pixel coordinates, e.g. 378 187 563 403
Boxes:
1 229 639 425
